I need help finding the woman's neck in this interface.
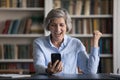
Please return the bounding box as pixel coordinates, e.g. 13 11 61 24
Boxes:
51 37 63 48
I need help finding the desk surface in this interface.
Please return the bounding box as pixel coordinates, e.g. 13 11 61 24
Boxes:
0 73 118 80
30 74 115 80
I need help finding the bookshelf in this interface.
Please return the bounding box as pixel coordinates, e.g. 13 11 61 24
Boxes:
0 0 120 74
45 0 115 73
0 0 45 74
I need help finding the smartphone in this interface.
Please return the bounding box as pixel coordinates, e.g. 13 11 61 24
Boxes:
51 53 61 65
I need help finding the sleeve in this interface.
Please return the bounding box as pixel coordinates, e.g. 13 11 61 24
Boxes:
33 40 47 74
77 41 100 74
87 47 100 74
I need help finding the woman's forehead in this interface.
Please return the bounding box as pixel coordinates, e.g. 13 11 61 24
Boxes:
50 17 65 22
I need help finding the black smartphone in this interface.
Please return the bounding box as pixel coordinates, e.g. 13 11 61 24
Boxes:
51 53 61 65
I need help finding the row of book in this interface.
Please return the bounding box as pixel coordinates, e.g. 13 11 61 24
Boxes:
0 38 113 60
70 18 113 34
0 62 35 74
0 0 44 8
0 44 33 59
0 58 113 74
78 38 113 54
54 0 113 15
98 57 113 73
0 15 44 34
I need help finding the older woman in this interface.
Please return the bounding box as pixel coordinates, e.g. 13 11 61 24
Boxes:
33 8 102 74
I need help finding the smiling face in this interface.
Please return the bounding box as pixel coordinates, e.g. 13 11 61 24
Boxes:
49 17 67 42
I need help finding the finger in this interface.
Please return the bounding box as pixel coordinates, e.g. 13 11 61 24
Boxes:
94 31 102 35
52 60 59 69
48 62 52 68
93 32 102 38
56 61 62 72
58 63 63 72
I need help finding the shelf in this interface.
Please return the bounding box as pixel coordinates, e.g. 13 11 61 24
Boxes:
0 54 112 62
100 54 113 58
0 34 44 44
71 15 113 18
0 54 113 62
69 34 113 38
0 59 33 62
0 34 112 44
0 34 112 38
0 8 44 11
0 34 44 38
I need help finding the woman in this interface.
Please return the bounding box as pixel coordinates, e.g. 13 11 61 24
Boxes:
33 8 102 74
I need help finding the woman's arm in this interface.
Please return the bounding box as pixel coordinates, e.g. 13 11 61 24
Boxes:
33 40 47 74
77 31 102 74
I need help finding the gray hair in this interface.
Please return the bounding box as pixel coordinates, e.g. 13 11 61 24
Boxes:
44 8 72 32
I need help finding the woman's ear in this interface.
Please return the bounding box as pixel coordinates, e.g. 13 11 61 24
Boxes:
47 26 50 31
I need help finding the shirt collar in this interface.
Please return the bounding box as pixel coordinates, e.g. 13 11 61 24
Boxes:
48 34 68 48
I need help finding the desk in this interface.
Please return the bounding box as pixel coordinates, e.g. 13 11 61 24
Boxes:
0 73 118 80
30 74 115 80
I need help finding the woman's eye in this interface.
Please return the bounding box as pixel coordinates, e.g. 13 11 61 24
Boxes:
50 24 55 26
60 24 65 27
50 23 65 27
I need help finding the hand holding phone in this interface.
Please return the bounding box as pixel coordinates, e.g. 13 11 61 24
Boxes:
51 53 61 65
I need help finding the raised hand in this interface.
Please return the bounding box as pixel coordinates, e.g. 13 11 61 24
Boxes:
92 30 102 48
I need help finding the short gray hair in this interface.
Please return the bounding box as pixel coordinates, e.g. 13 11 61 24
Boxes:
44 8 72 32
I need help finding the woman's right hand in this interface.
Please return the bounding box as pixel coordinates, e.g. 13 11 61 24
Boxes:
46 60 63 74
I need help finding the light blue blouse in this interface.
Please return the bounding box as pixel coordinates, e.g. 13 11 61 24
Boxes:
33 35 100 74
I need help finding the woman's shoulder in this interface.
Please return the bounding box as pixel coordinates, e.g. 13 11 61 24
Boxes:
67 35 82 43
66 35 85 50
33 36 48 43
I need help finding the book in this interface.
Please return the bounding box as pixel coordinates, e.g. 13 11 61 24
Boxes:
0 45 3 59
10 19 21 34
30 24 44 34
75 0 83 15
93 18 100 31
83 19 87 34
77 19 83 34
7 20 14 34
0 0 6 7
2 20 11 34
24 18 32 34
84 0 90 15
18 17 27 34
100 18 107 34
11 0 17 8
0 21 5 34
94 0 101 14
6 0 10 8
101 0 109 14
87 19 93 34
61 0 70 12
3 44 15 59
69 0 74 15
54 0 61 9
22 0 27 8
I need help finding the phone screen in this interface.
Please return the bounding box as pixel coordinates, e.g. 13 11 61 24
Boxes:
51 53 61 65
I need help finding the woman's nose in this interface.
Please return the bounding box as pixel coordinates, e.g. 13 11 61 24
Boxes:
55 25 61 31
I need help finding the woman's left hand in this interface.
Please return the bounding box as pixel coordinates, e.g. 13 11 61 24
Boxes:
93 30 102 48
